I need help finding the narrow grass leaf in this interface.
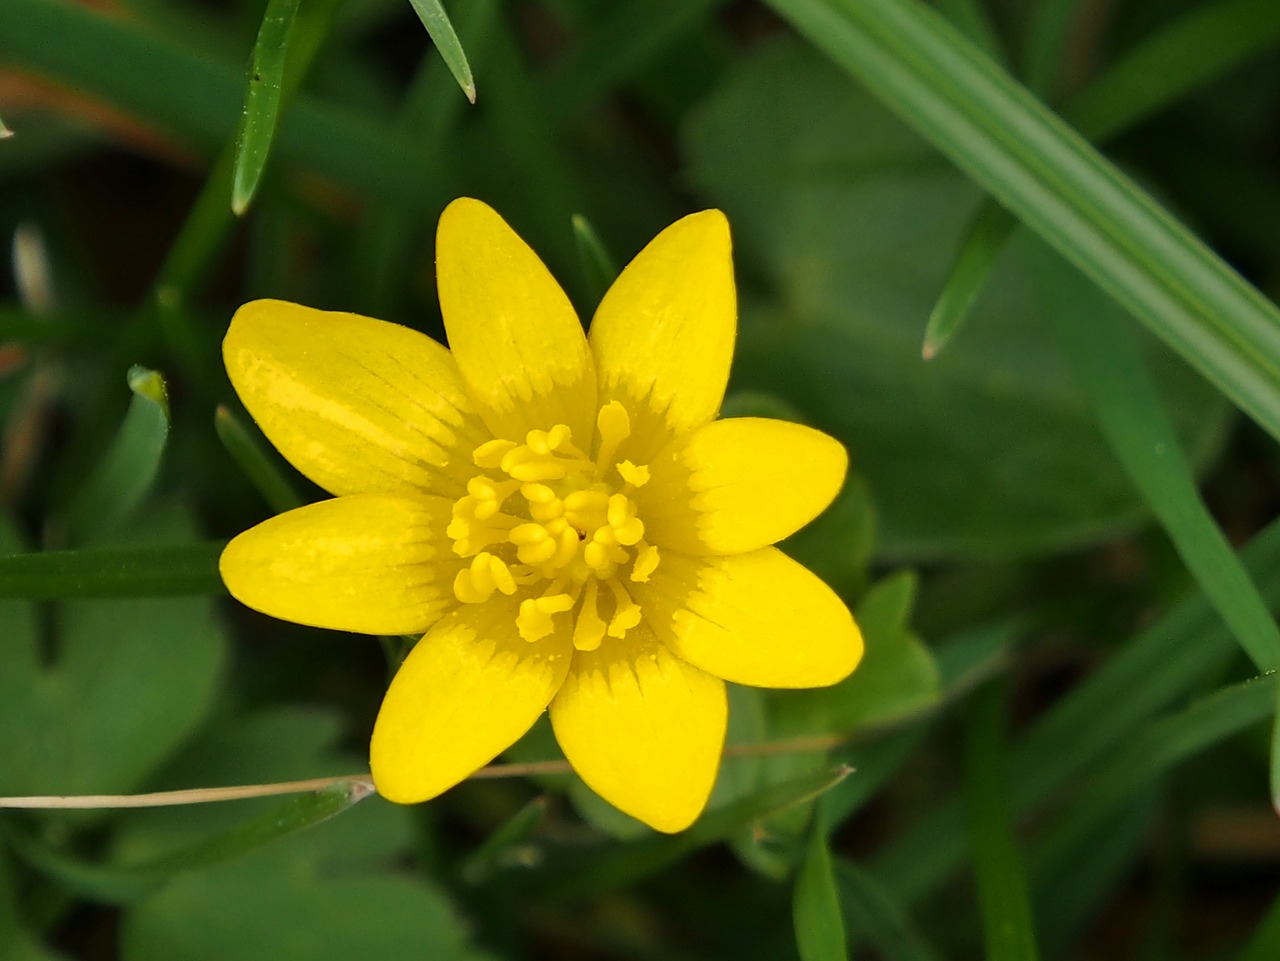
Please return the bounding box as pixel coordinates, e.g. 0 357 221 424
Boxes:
231 0 302 215
1033 245 1280 673
537 766 851 900
1034 676 1275 877
794 813 847 961
406 0 476 103
3 780 372 904
214 406 303 515
460 796 548 885
835 861 944 961
1065 0 1280 143
924 0 1280 359
872 516 1280 906
766 0 1280 441
0 542 224 599
963 682 1041 961
1236 890 1280 961
61 367 170 544
570 214 618 311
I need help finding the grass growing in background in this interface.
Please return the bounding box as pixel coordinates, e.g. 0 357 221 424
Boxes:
1 0 1279 958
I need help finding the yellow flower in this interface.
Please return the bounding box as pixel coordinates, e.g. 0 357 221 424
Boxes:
219 198 863 832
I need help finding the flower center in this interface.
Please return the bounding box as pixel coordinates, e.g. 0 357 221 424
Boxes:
446 401 660 650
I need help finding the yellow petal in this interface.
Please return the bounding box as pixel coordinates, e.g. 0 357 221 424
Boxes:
632 548 862 689
436 198 596 443
371 600 573 803
550 623 726 833
224 300 487 498
589 210 735 462
220 493 456 635
639 417 848 555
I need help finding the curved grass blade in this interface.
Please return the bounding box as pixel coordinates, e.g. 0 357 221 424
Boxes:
570 213 618 311
767 0 1280 436
406 0 476 103
794 811 847 961
963 682 1041 961
231 0 302 215
3 780 373 904
1033 245 1280 673
214 405 303 515
538 765 851 901
835 861 944 961
460 796 548 885
61 367 170 544
0 542 224 599
924 0 1280 359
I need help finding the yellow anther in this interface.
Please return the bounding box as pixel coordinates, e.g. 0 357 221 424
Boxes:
452 552 519 604
510 523 558 565
630 543 660 583
572 580 607 652
500 445 569 482
526 424 575 456
605 580 642 638
617 460 650 488
517 593 574 642
473 439 516 468
563 488 609 531
595 401 631 471
607 493 644 546
521 483 557 504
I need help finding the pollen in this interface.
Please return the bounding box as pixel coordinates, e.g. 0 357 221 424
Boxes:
448 403 661 648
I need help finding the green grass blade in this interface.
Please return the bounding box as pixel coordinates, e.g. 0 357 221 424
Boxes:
406 0 476 103
1065 0 1280 143
459 796 548 885
1033 245 1280 673
214 405 304 515
925 0 1280 360
963 682 1041 961
921 203 1013 358
766 0 1280 442
1034 676 1275 879
1236 891 1280 961
794 813 847 961
231 0 302 215
570 213 619 311
60 367 170 544
871 516 1280 904
834 861 944 961
537 766 851 900
0 542 225 598
4 780 372 904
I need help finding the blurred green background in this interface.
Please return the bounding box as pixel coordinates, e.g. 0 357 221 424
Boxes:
1 0 1280 958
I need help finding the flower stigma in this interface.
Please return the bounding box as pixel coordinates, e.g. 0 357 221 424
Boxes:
447 400 660 650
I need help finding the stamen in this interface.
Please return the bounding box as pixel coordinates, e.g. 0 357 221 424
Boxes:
452 552 517 604
630 542 660 583
595 401 631 471
617 460 650 488
607 493 644 546
572 580 607 651
517 593 574 642
473 439 516 468
605 579 642 638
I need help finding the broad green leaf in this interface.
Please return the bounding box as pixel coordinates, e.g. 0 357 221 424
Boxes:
6 781 373 904
683 41 1229 558
835 860 943 961
406 0 476 103
214 405 304 514
0 541 224 598
114 710 491 961
764 0 1280 454
774 573 940 735
963 683 1041 961
1237 891 1280 961
793 814 847 961
60 367 170 544
231 0 303 215
0 507 227 798
0 850 68 961
782 472 876 600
